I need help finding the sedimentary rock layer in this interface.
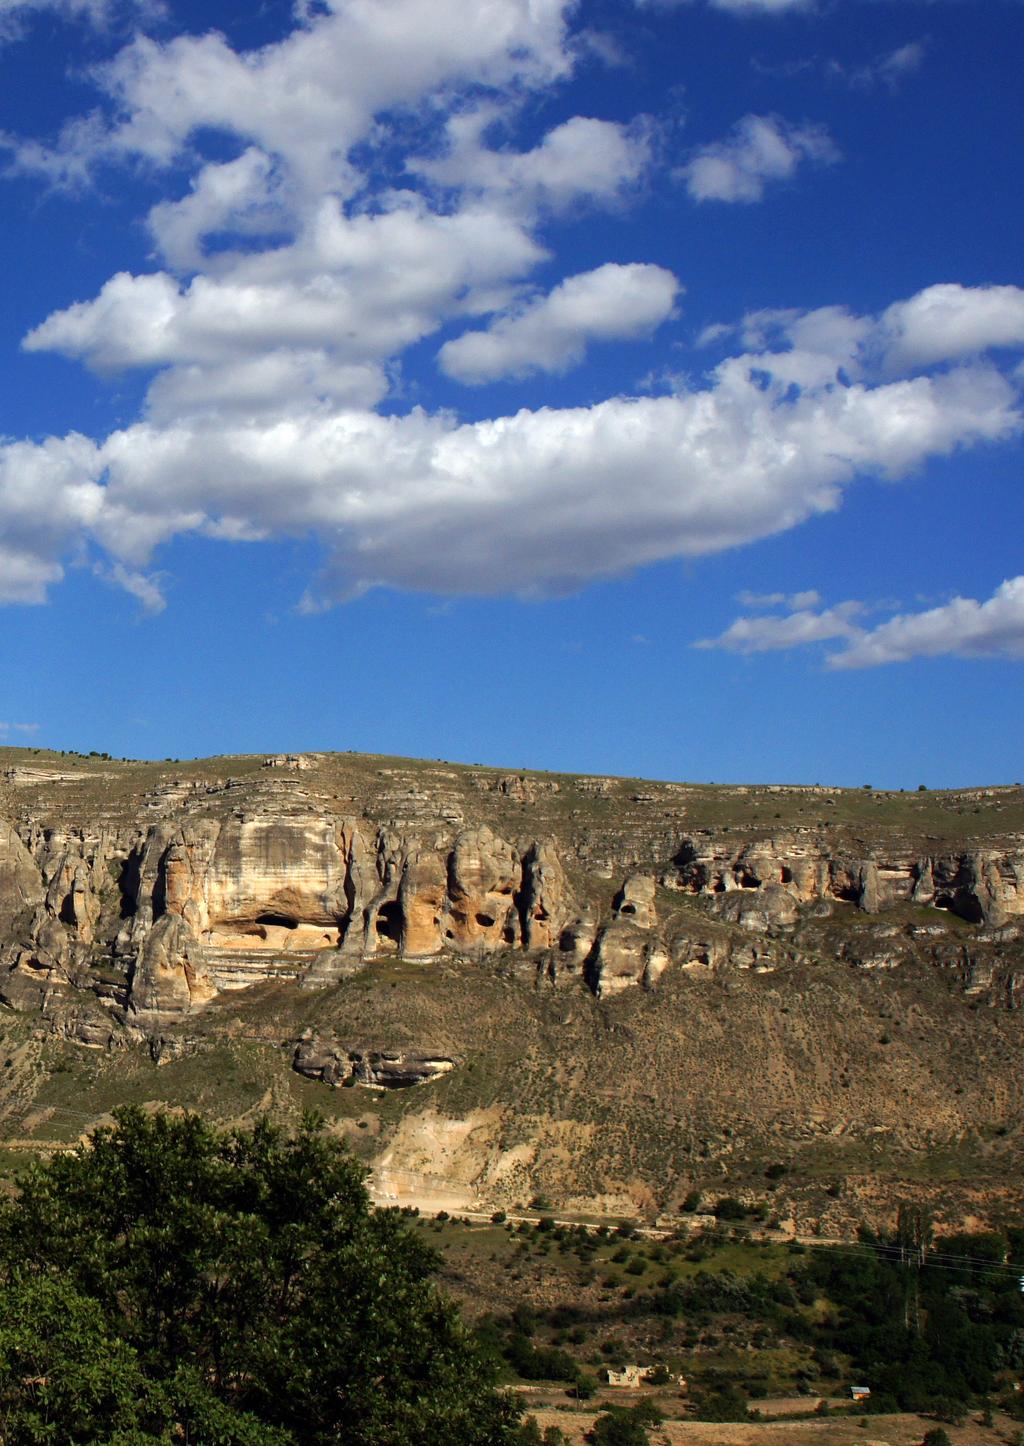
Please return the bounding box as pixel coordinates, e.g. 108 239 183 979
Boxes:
0 752 1021 1040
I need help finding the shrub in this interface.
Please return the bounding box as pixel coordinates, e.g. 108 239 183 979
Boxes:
712 1197 747 1221
694 1384 748 1422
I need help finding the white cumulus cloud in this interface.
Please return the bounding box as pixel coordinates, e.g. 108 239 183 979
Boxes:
681 114 838 203
881 283 1024 372
1 338 1018 608
23 199 548 379
636 0 811 13
698 578 1024 669
736 588 822 610
0 434 105 603
832 578 1024 668
2 1 1024 617
0 0 147 40
438 263 680 383
847 41 926 90
412 112 652 215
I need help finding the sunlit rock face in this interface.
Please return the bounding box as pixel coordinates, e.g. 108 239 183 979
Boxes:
445 826 521 952
0 822 44 919
132 814 349 949
672 832 1024 926
1 756 1023 1037
128 913 216 1029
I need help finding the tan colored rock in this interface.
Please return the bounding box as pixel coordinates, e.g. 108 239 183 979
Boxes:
520 842 575 951
398 848 448 957
614 873 657 928
42 847 101 941
292 1034 456 1089
669 927 730 974
586 920 669 996
159 822 220 932
557 903 599 969
713 884 798 933
858 861 881 915
128 914 215 1025
446 826 519 952
67 863 101 941
202 812 348 935
0 822 44 917
133 811 352 949
0 906 81 1012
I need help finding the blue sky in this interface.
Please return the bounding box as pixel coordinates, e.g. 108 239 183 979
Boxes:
0 0 1022 786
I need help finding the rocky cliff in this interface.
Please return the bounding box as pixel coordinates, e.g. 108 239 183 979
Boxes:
2 751 1022 1042
0 749 1021 1229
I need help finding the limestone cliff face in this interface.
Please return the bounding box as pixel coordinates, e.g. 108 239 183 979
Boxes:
0 822 45 920
0 754 1022 1041
672 832 1024 925
130 813 349 946
128 914 216 1028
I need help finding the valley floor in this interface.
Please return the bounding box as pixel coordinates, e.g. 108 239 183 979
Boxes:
525 1405 1019 1445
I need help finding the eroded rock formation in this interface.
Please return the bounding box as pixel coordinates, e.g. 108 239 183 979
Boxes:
293 1032 456 1089
0 754 1021 1042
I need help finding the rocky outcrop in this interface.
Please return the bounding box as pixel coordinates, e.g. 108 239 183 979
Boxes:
0 822 44 920
446 826 520 952
711 883 798 933
519 842 575 952
672 833 1024 927
1 754 1023 1041
398 846 449 957
585 874 668 996
293 1032 456 1089
127 914 216 1029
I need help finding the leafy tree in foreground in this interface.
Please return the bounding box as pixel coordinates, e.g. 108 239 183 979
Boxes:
0 1108 521 1445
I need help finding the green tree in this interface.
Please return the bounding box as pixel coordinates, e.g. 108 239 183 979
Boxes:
694 1383 749 1421
587 1402 661 1445
0 1108 521 1445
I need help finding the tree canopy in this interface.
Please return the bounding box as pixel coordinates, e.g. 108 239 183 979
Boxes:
0 1108 522 1445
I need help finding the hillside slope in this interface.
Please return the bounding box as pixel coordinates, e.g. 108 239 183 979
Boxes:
0 747 1021 1230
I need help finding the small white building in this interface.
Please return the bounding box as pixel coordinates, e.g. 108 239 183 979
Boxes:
605 1366 647 1388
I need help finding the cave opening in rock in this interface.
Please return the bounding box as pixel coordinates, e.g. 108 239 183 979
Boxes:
475 912 495 928
117 854 140 918
832 885 860 903
619 903 636 915
375 901 402 944
255 912 299 930
935 892 983 923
